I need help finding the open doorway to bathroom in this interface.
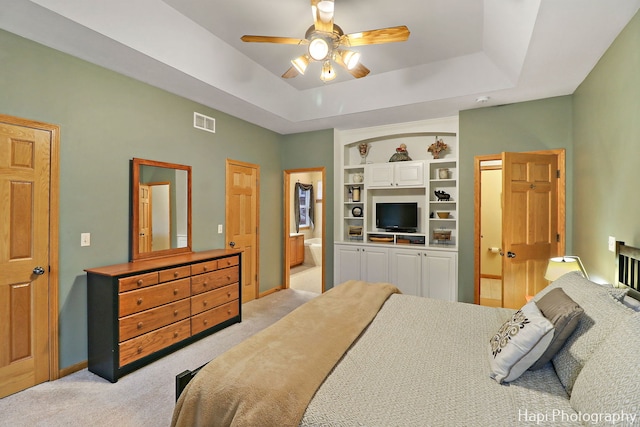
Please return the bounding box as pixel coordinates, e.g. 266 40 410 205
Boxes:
283 168 325 294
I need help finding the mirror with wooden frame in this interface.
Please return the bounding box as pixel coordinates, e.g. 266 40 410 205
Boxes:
131 158 192 261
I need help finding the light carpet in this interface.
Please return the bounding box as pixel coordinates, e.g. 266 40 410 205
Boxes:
0 289 317 427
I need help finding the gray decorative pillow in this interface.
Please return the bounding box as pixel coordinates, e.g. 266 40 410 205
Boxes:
570 313 640 419
529 288 584 370
488 301 554 383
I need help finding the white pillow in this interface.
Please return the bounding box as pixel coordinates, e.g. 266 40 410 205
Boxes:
489 301 555 383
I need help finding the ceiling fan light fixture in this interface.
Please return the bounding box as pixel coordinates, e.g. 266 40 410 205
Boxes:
339 50 361 70
309 37 330 61
317 1 334 23
291 55 310 75
320 61 336 82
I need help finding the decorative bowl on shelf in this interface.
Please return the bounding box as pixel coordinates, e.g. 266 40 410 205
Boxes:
436 212 450 219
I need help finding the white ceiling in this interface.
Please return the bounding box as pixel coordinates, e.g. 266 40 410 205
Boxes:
1 0 638 134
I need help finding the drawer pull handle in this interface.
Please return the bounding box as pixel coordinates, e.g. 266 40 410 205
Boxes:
173 332 179 338
226 275 231 281
174 310 178 316
137 279 143 286
203 266 208 272
137 346 143 354
137 298 143 305
173 289 179 295
204 319 208 325
203 300 208 306
174 271 179 277
227 309 232 315
203 281 208 288
227 292 231 297
137 322 143 329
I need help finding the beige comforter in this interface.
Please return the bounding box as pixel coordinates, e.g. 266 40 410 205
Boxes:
171 280 400 427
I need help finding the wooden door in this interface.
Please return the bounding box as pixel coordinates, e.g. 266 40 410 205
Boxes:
501 152 557 309
226 160 259 302
139 184 152 253
0 116 58 397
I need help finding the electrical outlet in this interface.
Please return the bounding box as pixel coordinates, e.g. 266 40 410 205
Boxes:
608 236 616 252
81 233 91 247
218 224 223 234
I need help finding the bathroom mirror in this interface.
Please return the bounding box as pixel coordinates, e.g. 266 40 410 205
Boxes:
131 158 192 261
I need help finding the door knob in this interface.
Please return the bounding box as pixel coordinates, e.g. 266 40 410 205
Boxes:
229 241 236 248
507 251 517 258
33 266 46 275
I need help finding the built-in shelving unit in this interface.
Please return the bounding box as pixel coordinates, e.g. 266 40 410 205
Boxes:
333 117 459 300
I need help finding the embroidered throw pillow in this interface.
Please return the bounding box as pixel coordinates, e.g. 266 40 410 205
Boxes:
529 288 584 370
489 301 554 383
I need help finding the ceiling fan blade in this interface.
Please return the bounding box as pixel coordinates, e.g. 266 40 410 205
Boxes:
348 62 370 79
241 35 307 45
311 0 334 33
343 25 410 46
282 66 300 79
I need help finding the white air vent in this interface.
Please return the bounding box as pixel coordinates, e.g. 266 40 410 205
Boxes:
193 112 215 133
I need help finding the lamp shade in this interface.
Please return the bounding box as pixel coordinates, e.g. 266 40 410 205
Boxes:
544 256 589 281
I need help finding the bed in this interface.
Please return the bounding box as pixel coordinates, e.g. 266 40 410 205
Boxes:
171 242 640 426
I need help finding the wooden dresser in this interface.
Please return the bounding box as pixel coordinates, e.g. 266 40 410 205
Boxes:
85 249 241 382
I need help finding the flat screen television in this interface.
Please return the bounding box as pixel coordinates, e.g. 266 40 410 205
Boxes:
375 202 418 232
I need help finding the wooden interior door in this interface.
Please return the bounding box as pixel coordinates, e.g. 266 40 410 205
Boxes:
226 160 259 302
0 118 56 397
138 184 152 253
501 152 558 309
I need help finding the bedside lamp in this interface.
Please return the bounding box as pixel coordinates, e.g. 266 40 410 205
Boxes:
544 256 589 282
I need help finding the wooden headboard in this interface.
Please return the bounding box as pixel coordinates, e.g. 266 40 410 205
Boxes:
616 241 640 300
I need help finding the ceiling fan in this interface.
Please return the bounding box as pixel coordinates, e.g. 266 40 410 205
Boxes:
240 0 410 82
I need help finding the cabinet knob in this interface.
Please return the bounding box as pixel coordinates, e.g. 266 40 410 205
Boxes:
227 309 232 315
137 346 143 354
173 332 179 338
174 310 178 316
203 300 208 306
204 319 208 325
173 289 179 295
226 275 231 281
137 279 143 286
203 281 208 288
174 271 179 277
227 292 231 297
203 266 208 271
137 298 143 305
137 322 143 329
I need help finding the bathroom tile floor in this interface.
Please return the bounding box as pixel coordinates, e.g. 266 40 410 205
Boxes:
290 264 322 294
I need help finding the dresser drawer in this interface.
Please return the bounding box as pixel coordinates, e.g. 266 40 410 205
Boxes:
191 301 240 335
191 259 218 276
218 255 240 269
118 272 159 293
191 266 240 295
191 284 239 316
119 298 191 341
158 266 191 283
119 319 191 367
119 278 190 317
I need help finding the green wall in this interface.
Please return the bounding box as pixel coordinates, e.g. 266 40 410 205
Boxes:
572 10 640 284
0 29 333 369
458 97 574 303
281 130 336 289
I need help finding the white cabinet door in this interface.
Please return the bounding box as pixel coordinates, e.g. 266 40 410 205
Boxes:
366 163 394 188
395 161 425 187
335 244 362 284
422 251 457 301
360 246 390 283
389 248 422 296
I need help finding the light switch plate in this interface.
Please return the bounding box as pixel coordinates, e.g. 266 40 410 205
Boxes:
81 232 91 247
608 236 616 252
218 224 223 234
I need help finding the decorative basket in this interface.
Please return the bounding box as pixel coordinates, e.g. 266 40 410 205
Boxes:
433 230 452 241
